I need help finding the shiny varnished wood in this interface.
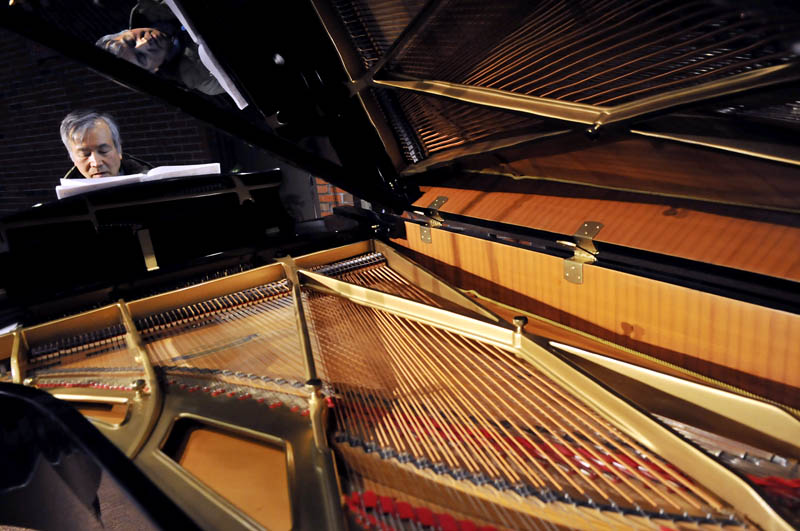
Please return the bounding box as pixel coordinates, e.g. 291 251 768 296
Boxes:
175 425 292 531
458 136 800 211
414 181 800 281
393 222 800 409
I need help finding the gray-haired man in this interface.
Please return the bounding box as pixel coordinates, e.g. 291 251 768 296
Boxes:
60 110 150 179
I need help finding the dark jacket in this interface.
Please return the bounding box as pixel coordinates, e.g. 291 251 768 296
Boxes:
63 156 153 179
131 0 224 96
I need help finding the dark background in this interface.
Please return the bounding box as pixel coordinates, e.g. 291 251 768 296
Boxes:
0 6 354 219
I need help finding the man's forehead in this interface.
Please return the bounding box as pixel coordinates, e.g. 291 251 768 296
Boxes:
70 120 113 147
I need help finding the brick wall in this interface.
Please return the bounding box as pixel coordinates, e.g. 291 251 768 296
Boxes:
0 28 217 217
315 177 355 217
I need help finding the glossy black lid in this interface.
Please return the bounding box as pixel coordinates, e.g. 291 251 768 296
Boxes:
5 0 800 213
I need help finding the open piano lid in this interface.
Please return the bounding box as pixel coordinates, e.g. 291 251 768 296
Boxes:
300 0 800 284
8 0 800 279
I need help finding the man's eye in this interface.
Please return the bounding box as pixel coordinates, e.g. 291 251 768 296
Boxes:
124 37 135 47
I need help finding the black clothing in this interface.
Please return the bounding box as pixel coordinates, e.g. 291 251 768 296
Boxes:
130 0 225 96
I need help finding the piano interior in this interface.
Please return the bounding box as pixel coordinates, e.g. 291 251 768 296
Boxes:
1 0 800 530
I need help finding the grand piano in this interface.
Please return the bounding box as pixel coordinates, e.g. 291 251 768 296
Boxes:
1 1 799 529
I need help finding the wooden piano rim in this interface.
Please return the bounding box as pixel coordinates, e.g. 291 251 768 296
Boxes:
412 185 800 283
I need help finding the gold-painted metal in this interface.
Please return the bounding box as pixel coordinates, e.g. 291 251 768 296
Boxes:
294 240 371 270
374 240 499 322
50 385 138 430
21 304 120 346
462 287 800 417
10 331 25 384
115 300 162 459
375 64 798 129
299 270 792 530
400 130 571 175
52 391 131 427
137 228 159 272
133 390 344 530
276 253 340 526
300 269 515 349
129 262 284 319
550 341 800 455
127 241 370 320
52 393 129 404
307 386 329 451
132 378 146 400
276 256 318 384
374 77 602 124
631 127 800 168
515 336 791 531
600 64 799 126
154 412 290 531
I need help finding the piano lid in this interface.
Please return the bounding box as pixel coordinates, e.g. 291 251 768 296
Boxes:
6 0 800 215
3 0 800 290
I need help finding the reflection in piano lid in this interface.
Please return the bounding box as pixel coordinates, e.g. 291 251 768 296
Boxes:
2 0 800 530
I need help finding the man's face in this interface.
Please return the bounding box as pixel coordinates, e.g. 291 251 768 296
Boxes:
68 120 122 178
105 28 169 72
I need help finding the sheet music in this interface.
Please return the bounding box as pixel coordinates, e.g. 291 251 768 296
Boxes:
164 0 249 110
55 163 221 199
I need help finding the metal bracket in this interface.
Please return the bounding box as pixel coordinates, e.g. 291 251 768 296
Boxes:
558 221 603 284
419 195 448 244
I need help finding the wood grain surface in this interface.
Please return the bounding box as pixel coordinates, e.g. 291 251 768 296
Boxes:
177 426 292 530
414 184 800 281
393 223 800 409
458 136 800 210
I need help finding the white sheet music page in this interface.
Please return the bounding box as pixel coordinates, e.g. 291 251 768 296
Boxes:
55 163 221 199
163 0 249 110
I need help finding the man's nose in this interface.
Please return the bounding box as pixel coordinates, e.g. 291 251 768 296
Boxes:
88 152 99 166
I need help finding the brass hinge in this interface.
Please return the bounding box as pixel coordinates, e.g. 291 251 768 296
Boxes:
557 221 603 284
419 196 448 243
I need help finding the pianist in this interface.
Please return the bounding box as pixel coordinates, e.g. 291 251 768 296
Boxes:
60 110 151 179
96 27 224 97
